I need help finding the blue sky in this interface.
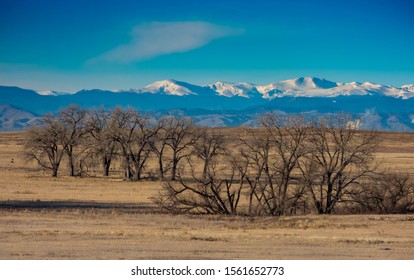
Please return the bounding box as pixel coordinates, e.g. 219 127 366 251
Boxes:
0 0 413 91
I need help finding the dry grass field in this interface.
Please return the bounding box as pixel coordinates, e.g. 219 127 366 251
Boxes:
1 131 414 259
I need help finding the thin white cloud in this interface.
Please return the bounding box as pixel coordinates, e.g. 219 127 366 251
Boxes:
89 21 242 64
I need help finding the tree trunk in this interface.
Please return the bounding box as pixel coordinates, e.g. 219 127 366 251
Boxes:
317 205 324 214
123 159 133 180
122 151 133 180
171 151 178 181
133 162 142 181
158 156 164 180
202 159 208 180
67 145 75 177
278 176 290 216
325 182 333 214
124 168 132 180
103 158 111 176
171 163 177 181
68 154 75 176
52 166 58 177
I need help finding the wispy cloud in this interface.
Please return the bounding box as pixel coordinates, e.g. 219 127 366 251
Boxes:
89 21 242 64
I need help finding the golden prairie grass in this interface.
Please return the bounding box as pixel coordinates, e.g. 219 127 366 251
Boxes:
0 131 414 259
1 209 413 259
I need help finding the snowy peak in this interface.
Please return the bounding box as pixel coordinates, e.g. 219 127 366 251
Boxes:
141 79 198 96
208 82 258 98
289 77 339 89
36 90 70 96
256 77 340 98
357 82 411 98
402 84 414 93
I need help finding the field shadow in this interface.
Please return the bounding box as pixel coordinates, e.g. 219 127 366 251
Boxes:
0 200 158 212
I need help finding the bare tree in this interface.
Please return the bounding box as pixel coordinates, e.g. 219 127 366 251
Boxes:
300 115 380 214
163 116 200 181
238 126 274 215
128 114 157 181
25 114 65 177
351 173 414 214
258 114 310 215
108 107 155 181
107 107 136 179
156 152 243 214
149 118 169 180
192 128 227 179
59 105 87 176
84 108 118 176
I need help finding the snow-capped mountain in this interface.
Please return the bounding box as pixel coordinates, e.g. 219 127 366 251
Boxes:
255 77 414 99
128 77 414 99
208 82 259 98
354 82 414 98
402 84 414 93
133 79 206 96
36 90 71 96
257 77 340 98
5 77 414 100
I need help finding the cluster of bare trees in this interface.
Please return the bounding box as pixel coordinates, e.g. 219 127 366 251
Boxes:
25 105 200 181
25 106 414 215
156 113 414 215
25 106 86 177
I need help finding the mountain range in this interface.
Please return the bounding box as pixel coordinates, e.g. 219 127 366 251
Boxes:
1 77 414 131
